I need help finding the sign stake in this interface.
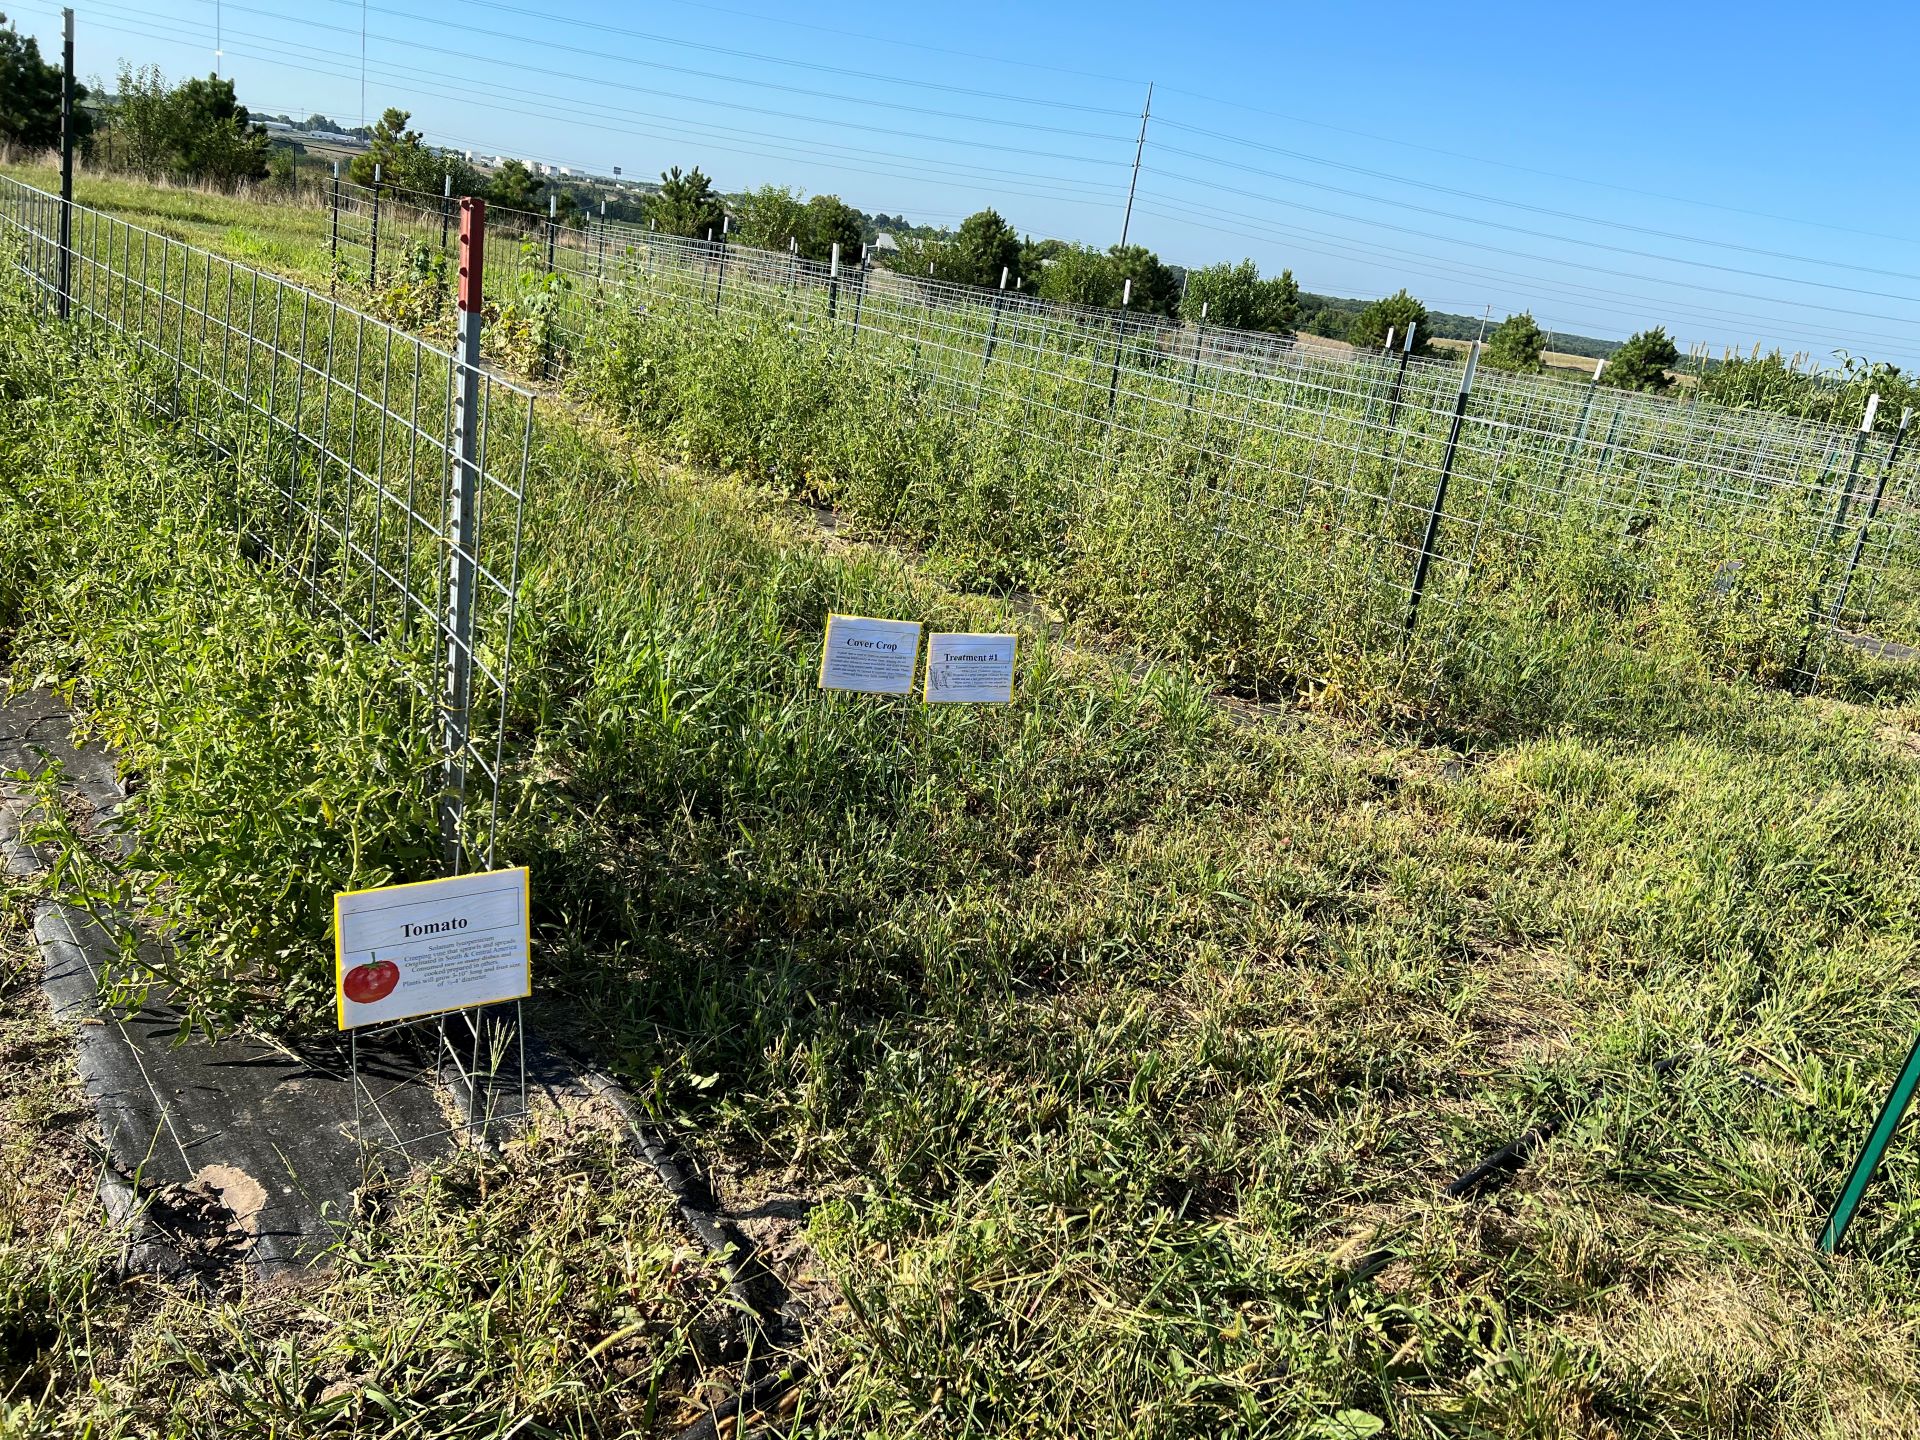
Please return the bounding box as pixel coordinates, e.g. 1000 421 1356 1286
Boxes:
1821 1030 1920 1254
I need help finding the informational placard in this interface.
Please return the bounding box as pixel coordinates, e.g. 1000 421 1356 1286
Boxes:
925 632 1017 703
819 613 922 695
334 867 531 1030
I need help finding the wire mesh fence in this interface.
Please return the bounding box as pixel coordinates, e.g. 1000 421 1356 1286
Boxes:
0 174 535 873
508 213 1920 706
10 163 1919 730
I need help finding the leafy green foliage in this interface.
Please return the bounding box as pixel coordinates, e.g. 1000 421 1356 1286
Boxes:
1347 288 1432 354
1106 242 1180 317
0 311 439 1031
948 207 1022 288
487 156 543 212
1033 242 1121 307
1184 258 1299 332
347 106 480 197
643 163 724 239
1700 347 1912 433
0 13 86 152
101 65 267 188
1603 326 1681 392
1482 310 1549 373
18 180 1920 1437
730 182 805 251
802 193 863 265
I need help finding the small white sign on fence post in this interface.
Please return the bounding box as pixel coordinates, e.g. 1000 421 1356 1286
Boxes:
924 632 1017 704
819 614 922 694
334 867 531 1030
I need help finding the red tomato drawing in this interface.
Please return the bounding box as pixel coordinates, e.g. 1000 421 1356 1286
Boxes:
343 958 400 1005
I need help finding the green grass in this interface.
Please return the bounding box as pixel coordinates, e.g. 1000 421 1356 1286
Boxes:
6 175 1920 1436
1 905 741 1437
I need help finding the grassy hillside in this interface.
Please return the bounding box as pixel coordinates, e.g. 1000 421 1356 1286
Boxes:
3 171 1920 1437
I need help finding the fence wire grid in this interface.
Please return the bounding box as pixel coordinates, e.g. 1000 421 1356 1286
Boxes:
0 174 534 873
345 177 1915 703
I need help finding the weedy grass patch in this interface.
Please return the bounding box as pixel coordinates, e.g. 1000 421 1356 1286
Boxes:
0 901 737 1438
5 181 1920 1436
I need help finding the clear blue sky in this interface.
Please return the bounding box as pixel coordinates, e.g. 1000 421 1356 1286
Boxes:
15 0 1920 362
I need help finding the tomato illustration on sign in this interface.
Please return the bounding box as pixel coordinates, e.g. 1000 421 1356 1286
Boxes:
342 955 400 1005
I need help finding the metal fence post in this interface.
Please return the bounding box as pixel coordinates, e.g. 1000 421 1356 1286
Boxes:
546 192 557 274
980 265 1008 377
1798 404 1908 688
1107 277 1132 414
55 8 73 320
1823 393 1880 549
1594 400 1624 475
368 163 381 290
713 215 728 314
828 242 841 322
1382 321 1416 436
1820 1028 1920 1254
850 244 869 342
1405 342 1480 638
440 171 452 256
1184 302 1208 413
443 197 487 875
329 161 340 291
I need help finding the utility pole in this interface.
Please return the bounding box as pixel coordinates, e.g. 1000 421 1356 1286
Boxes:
1118 81 1152 251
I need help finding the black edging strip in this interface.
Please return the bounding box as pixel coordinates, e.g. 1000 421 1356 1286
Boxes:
552 1039 806 1439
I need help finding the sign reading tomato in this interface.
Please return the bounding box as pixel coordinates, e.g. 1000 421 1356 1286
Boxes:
333 868 530 1029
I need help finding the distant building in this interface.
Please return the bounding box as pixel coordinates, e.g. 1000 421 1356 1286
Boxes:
873 232 901 254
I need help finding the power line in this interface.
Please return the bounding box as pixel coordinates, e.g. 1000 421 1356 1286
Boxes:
1132 194 1920 355
54 7 1124 218
320 0 1137 118
72 2 1131 174
111 6 1127 200
208 0 1134 145
1154 83 1920 251
1151 141 1920 305
1158 116 1920 286
1142 165 1920 328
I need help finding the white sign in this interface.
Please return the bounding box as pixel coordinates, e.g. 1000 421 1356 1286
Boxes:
818 613 921 695
334 867 531 1030
925 632 1017 703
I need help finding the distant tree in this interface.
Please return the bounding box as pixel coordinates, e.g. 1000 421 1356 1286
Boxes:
348 108 416 187
733 183 805 250
488 157 543 212
1107 243 1180 317
949 207 1022 288
1183 259 1298 332
0 14 86 152
106 65 266 188
1035 243 1120 307
885 232 956 280
1256 268 1301 333
302 112 337 132
1601 326 1680 392
345 107 477 196
1482 310 1549 373
1020 235 1066 275
803 192 863 264
645 164 723 238
1184 259 1262 328
1348 289 1433 354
